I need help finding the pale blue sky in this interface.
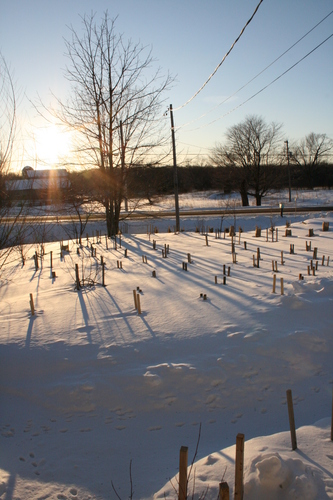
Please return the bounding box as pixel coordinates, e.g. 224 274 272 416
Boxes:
1 0 332 168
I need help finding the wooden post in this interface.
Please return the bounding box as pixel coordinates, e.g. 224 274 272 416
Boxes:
50 251 53 270
75 264 80 290
215 276 218 284
281 251 284 265
136 293 141 315
234 433 244 500
281 277 284 295
178 446 188 500
219 482 229 500
331 386 333 441
276 228 278 242
244 241 247 250
133 290 137 310
34 251 39 270
273 274 276 293
286 389 297 450
102 262 105 286
29 293 35 316
322 255 325 266
205 234 208 246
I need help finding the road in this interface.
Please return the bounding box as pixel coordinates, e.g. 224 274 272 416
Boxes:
2 204 333 224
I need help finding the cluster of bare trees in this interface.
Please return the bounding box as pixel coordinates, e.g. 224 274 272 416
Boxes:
210 115 333 206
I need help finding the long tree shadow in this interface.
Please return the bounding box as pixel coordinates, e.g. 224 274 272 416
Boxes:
77 289 93 343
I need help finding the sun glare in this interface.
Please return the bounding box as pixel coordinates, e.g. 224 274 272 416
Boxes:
33 124 72 167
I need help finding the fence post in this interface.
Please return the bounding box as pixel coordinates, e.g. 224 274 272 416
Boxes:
331 386 333 441
75 264 80 290
136 293 141 315
286 389 297 450
133 290 137 310
102 262 105 287
280 277 284 295
272 274 276 293
234 433 244 500
29 293 35 316
219 482 229 500
178 446 188 500
50 251 53 270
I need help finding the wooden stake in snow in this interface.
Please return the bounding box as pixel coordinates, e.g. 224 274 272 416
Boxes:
272 274 276 293
133 290 137 310
29 293 35 316
234 433 244 500
136 293 141 315
205 234 208 246
50 251 53 270
102 262 105 287
286 389 297 450
331 386 333 441
178 446 188 500
75 264 80 290
34 251 39 270
281 251 284 265
281 277 284 295
219 482 229 500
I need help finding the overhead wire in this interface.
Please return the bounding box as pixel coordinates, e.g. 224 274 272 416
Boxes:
177 9 333 129
173 0 264 111
185 33 333 132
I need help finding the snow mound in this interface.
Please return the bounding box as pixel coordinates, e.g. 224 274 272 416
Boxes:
244 452 323 500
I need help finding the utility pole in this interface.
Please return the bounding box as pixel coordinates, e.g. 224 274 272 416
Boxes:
169 104 180 232
285 140 292 203
120 120 128 212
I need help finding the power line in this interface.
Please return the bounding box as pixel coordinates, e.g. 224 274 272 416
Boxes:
173 0 264 111
187 33 333 131
177 10 333 129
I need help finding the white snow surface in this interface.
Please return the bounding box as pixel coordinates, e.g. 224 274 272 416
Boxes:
0 189 333 499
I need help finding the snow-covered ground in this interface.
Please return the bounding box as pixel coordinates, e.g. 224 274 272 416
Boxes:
0 189 332 499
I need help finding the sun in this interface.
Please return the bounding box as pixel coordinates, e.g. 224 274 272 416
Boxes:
33 123 72 167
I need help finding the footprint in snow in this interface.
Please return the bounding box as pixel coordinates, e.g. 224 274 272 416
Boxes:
70 488 78 496
149 426 162 431
116 426 126 431
175 422 185 427
59 429 68 433
79 428 92 432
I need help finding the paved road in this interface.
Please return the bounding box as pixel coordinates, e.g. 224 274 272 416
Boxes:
3 205 333 224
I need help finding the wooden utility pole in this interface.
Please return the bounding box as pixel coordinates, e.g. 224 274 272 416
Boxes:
169 104 180 233
285 140 292 203
120 120 128 212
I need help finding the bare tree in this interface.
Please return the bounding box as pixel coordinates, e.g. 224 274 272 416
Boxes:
50 12 172 237
210 115 283 206
293 132 333 189
0 53 27 274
